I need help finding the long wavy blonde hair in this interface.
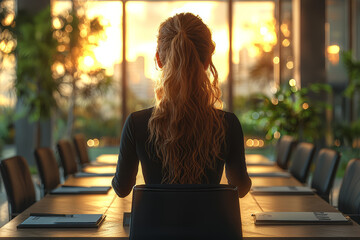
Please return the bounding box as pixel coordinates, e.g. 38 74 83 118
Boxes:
148 13 226 184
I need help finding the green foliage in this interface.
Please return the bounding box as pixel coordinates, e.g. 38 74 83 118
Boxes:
233 95 267 137
0 107 15 154
342 51 360 98
253 83 332 142
53 4 111 101
334 119 360 148
15 6 60 121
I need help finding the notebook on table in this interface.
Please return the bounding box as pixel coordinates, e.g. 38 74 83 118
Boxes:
74 172 114 178
248 172 291 178
251 186 314 195
252 212 351 225
17 214 106 228
50 186 111 194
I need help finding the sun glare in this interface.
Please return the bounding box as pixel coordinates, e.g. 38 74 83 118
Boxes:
52 1 275 85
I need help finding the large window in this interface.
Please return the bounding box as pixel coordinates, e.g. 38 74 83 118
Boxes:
0 0 16 108
2 0 360 150
126 1 228 112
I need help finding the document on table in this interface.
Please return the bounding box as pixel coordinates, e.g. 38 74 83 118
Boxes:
50 186 111 194
248 172 291 177
74 172 114 177
252 212 351 225
17 214 106 228
251 186 314 195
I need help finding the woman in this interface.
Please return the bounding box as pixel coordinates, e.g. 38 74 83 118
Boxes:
112 13 251 198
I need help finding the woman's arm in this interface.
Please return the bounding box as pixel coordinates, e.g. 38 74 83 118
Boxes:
112 114 139 198
225 113 252 198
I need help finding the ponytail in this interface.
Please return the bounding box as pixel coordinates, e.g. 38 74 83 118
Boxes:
149 13 225 184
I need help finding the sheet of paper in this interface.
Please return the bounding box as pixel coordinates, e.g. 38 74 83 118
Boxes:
253 212 349 225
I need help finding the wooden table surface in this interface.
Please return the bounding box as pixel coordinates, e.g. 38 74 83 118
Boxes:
1 154 360 239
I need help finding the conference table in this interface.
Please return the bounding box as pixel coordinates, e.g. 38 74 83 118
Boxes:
1 154 360 239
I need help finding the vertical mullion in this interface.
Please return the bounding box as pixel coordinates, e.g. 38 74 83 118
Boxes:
228 0 233 112
122 0 127 127
275 0 281 87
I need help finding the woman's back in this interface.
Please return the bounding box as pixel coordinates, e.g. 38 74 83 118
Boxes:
112 13 251 198
112 107 251 197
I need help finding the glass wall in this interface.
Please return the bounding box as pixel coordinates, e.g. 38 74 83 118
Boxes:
232 1 276 146
2 0 360 151
51 1 123 144
0 0 16 108
126 1 228 112
279 0 294 84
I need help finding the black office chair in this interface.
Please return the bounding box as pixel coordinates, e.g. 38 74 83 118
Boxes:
0 156 36 220
275 135 297 169
130 184 242 240
73 133 91 166
288 142 316 183
310 148 340 202
34 147 61 196
57 139 79 179
338 158 360 224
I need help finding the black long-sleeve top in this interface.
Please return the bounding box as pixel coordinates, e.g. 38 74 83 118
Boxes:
112 107 251 198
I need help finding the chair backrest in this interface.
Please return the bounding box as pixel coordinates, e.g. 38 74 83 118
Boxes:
57 139 78 178
0 156 36 219
130 184 242 240
34 147 61 195
338 158 360 224
276 135 297 169
288 142 316 183
73 133 90 166
311 148 340 202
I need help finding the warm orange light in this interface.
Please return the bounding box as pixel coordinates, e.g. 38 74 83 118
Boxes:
271 98 278 105
93 138 100 147
0 41 6 51
57 45 66 52
52 17 63 29
259 140 264 147
327 45 340 54
65 25 73 33
280 23 290 37
302 102 309 110
334 139 341 147
263 45 272 53
327 45 340 64
80 29 88 38
289 78 296 87
56 63 65 76
352 138 360 148
84 56 95 68
66 15 73 23
260 26 268 35
246 139 254 147
286 61 294 69
282 39 290 47
3 13 14 26
274 131 281 139
273 56 280 64
87 139 94 147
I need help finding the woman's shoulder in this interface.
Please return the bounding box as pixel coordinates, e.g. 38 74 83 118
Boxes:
215 109 238 122
130 107 154 118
